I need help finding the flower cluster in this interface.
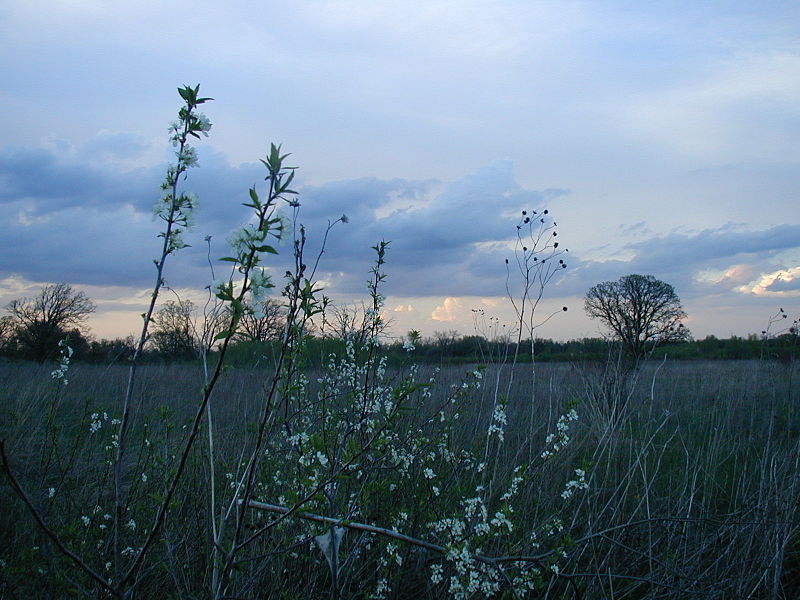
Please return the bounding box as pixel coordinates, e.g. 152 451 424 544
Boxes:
487 399 507 442
89 412 109 434
227 224 267 265
248 268 273 310
541 408 579 459
561 468 589 499
50 339 73 385
152 87 211 256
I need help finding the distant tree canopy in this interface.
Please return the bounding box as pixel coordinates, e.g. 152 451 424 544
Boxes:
584 274 689 362
5 282 96 362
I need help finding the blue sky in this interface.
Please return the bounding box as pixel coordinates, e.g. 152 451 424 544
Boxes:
1 0 798 341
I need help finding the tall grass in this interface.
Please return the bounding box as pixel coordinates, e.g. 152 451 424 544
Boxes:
2 359 798 598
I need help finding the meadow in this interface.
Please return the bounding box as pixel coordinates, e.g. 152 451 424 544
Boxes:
2 86 798 599
1 357 798 599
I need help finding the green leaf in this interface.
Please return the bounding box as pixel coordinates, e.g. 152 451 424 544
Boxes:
219 257 239 262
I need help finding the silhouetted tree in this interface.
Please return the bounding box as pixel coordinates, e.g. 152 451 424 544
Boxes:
0 315 15 355
6 283 96 362
584 274 688 362
239 297 285 342
151 299 197 359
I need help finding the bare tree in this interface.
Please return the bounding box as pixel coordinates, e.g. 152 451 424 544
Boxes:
584 274 688 362
0 315 14 354
324 302 387 346
151 299 197 359
238 297 285 342
6 282 96 362
431 329 461 350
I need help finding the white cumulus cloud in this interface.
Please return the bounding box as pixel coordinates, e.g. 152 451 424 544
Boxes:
431 297 462 322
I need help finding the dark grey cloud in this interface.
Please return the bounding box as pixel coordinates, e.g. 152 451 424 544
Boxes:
624 224 799 268
0 143 263 288
0 144 569 300
556 223 800 299
1 201 161 286
8 138 796 319
0 146 162 213
766 277 800 293
297 161 569 297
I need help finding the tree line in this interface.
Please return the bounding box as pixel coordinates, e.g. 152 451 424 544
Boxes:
0 283 286 364
1 281 796 366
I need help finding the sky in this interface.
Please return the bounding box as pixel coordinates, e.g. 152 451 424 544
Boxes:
1 0 799 343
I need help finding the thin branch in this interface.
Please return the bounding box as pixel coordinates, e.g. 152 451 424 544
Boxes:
244 500 447 554
1 441 117 597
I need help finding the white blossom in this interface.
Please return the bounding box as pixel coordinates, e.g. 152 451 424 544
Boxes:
177 145 198 168
193 112 212 135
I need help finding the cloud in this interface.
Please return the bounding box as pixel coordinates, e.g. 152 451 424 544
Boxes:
694 264 759 288
78 131 156 166
0 142 271 288
298 160 568 298
558 223 800 300
431 297 462 322
618 221 651 236
767 278 800 293
4 132 798 344
738 266 800 297
0 145 161 213
0 140 570 307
